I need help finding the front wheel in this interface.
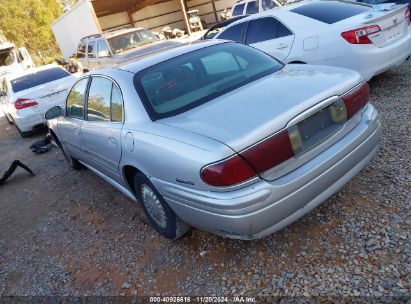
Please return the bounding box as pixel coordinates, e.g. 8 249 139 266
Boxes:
134 173 190 239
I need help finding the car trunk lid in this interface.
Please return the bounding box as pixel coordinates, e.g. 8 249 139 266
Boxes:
14 77 73 113
159 65 363 170
355 4 409 47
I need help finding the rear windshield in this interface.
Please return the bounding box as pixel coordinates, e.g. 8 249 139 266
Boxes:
134 43 283 120
291 1 371 24
108 29 159 54
11 67 70 93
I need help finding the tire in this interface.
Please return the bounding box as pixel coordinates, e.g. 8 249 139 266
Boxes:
133 173 190 240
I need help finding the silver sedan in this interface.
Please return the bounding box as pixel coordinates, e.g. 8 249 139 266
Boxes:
46 40 381 240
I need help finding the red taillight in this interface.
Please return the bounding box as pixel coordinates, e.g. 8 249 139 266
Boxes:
341 25 381 44
201 131 295 187
342 82 370 119
240 131 294 173
406 8 411 25
14 98 38 110
201 155 257 187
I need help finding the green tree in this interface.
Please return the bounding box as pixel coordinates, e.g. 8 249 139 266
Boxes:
0 0 62 56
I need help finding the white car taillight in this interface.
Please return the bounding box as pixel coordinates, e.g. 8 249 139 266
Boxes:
341 25 381 44
14 98 38 110
406 8 411 26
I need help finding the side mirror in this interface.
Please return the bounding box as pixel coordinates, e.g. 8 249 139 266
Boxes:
0 90 7 97
45 106 63 120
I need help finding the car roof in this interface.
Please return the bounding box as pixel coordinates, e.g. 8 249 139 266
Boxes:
6 64 66 81
80 27 147 43
219 0 366 34
116 39 226 74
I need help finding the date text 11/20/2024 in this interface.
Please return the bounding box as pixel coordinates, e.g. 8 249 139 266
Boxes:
149 296 257 303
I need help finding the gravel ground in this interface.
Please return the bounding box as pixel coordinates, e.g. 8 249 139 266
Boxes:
0 60 410 301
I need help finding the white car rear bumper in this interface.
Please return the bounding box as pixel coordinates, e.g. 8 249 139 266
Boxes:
316 32 411 81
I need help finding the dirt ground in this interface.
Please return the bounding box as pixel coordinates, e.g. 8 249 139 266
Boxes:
0 61 410 299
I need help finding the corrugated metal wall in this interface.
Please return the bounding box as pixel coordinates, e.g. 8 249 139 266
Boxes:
98 0 236 33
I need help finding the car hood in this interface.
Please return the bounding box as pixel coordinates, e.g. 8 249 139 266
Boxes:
113 40 181 62
158 64 363 152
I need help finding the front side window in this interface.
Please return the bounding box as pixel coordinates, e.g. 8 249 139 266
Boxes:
232 3 245 16
246 17 278 44
87 41 96 58
97 40 110 57
107 29 159 54
246 1 259 14
67 78 88 119
218 23 245 42
135 43 283 120
87 77 123 122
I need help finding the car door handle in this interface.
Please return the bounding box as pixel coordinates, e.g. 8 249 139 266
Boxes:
276 43 289 49
108 137 118 148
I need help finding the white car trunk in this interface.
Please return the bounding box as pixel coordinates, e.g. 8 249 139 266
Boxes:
360 5 409 48
14 77 72 114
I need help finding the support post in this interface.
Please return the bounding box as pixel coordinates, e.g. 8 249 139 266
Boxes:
127 10 135 27
178 0 191 35
211 0 218 23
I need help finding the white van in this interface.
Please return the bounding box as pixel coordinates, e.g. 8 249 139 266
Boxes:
0 42 35 78
230 0 282 17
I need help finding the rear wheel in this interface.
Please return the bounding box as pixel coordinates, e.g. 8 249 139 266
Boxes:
133 173 190 239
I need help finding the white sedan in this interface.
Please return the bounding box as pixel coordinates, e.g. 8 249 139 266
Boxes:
0 65 76 137
214 0 411 81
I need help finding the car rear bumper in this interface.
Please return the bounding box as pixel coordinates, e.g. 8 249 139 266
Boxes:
343 33 411 80
12 112 46 132
151 104 381 239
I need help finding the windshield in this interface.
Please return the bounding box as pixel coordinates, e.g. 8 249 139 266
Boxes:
11 67 71 93
0 49 16 67
134 43 283 120
107 29 159 54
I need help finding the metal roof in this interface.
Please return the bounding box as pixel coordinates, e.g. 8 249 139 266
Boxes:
91 0 171 17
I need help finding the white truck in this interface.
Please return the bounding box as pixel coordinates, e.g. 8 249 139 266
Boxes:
0 36 35 79
51 0 102 61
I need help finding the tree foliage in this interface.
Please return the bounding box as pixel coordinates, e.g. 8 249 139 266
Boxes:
0 0 62 53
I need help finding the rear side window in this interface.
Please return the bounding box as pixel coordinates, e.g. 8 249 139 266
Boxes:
97 40 110 57
232 3 245 16
67 78 88 119
291 1 370 24
87 77 123 122
10 68 70 93
77 43 86 58
262 0 278 10
246 17 278 44
87 77 111 121
218 23 245 42
277 22 293 38
246 1 259 14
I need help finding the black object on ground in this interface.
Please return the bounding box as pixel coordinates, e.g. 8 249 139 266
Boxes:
0 160 35 185
30 135 52 154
